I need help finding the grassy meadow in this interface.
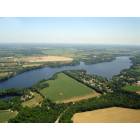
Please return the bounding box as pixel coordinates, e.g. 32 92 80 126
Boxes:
123 85 140 92
0 110 17 123
40 73 99 102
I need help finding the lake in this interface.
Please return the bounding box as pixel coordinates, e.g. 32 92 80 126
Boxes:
0 56 132 88
0 95 21 100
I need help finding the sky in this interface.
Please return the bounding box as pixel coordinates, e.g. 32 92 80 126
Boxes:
0 17 140 45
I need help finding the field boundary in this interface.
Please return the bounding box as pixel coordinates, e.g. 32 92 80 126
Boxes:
56 92 100 103
63 71 102 93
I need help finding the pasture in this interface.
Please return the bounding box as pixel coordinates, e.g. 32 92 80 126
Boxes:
40 73 99 102
0 110 17 123
123 85 140 92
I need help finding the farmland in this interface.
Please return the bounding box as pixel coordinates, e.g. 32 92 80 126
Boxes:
0 45 137 81
0 110 17 123
40 73 100 102
1 16 140 124
123 85 140 92
0 54 73 81
0 45 140 123
21 56 73 63
72 107 140 123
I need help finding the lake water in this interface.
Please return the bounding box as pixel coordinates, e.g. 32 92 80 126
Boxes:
0 95 21 100
0 56 132 88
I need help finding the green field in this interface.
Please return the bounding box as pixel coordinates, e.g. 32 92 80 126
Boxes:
135 69 140 73
123 85 140 92
40 73 96 102
0 110 17 123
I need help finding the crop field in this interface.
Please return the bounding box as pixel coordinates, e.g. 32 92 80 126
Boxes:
22 92 44 108
0 46 75 81
20 55 73 63
72 107 140 123
0 110 17 123
123 85 140 92
40 73 99 102
0 55 73 80
133 66 140 72
135 69 140 73
0 72 9 78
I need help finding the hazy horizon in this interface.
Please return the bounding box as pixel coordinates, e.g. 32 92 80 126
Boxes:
0 17 140 45
0 43 140 49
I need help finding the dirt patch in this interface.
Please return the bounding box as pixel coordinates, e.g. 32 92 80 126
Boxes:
56 92 101 103
21 56 73 63
23 63 41 68
72 107 140 123
136 91 140 95
0 72 9 77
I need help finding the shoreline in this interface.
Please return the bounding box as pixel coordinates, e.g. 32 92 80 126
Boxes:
0 60 79 83
0 56 132 89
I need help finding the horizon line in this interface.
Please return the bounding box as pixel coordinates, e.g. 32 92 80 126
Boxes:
0 42 140 46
